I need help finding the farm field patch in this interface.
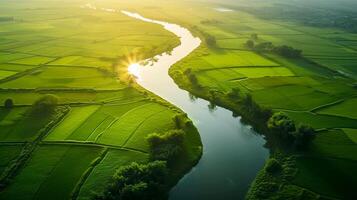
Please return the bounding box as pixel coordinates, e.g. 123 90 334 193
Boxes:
8 56 55 65
0 70 17 80
0 145 23 174
0 145 102 200
77 149 148 200
45 106 100 141
0 67 124 89
0 107 52 142
316 98 357 119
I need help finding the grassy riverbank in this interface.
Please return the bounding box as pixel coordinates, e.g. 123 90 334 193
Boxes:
166 1 357 199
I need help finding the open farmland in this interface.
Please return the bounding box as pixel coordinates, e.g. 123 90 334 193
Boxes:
0 1 202 200
167 1 357 199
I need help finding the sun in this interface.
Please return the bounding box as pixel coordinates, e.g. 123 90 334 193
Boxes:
128 63 141 78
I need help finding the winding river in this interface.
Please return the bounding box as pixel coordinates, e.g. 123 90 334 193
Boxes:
122 11 269 200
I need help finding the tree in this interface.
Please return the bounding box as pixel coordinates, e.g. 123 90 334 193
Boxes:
245 40 255 49
293 124 315 149
273 45 302 58
4 98 13 109
254 42 274 51
251 33 258 40
31 94 58 116
265 158 281 174
205 34 216 47
227 88 241 100
147 130 185 162
267 112 296 138
97 161 168 200
188 74 198 85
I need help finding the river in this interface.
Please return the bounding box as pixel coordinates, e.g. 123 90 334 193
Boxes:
122 11 269 200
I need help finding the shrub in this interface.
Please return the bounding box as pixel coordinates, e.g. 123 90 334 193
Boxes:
30 94 58 116
265 158 282 174
245 40 255 49
293 124 315 149
227 88 241 99
267 112 296 138
273 45 302 58
96 161 168 200
4 98 13 109
147 130 185 162
204 33 216 47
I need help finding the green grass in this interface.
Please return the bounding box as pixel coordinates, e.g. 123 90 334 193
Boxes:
8 56 54 65
47 56 112 69
0 145 102 200
0 63 36 72
317 98 357 119
0 2 202 200
0 145 23 174
310 129 357 161
285 111 357 129
343 128 357 144
67 101 147 142
294 156 357 199
45 106 100 141
97 103 171 147
0 70 17 79
77 149 148 200
0 107 52 142
0 67 124 89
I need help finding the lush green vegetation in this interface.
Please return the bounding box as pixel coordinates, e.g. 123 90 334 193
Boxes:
165 0 357 199
0 0 202 199
1 0 356 199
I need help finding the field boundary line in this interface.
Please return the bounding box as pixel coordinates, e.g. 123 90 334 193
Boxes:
85 116 112 141
40 141 148 154
121 108 168 147
32 146 72 200
64 105 101 140
70 148 109 200
94 103 153 142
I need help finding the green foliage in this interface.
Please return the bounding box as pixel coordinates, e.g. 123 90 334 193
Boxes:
293 124 315 149
273 45 302 58
245 40 255 49
264 158 281 174
147 130 185 162
203 33 216 47
268 112 296 138
4 98 13 109
30 94 58 116
96 161 168 200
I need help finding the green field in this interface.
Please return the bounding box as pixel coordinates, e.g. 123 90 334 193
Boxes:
1 0 356 199
166 1 357 199
0 1 201 200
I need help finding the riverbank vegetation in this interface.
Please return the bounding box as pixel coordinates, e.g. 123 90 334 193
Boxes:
167 0 357 199
0 1 202 200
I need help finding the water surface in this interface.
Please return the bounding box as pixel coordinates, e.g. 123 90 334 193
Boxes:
122 10 269 200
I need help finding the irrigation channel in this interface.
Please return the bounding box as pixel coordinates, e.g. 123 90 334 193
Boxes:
122 11 269 200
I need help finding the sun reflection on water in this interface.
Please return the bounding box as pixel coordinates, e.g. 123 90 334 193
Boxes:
128 63 141 79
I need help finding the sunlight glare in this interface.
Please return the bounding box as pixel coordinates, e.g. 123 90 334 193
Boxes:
128 63 141 79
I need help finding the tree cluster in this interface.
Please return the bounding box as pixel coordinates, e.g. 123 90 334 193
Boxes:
241 94 273 123
147 130 185 163
30 94 59 116
95 161 168 200
267 112 315 149
246 39 302 58
184 68 199 86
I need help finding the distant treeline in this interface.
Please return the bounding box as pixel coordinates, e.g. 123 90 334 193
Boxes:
235 3 357 33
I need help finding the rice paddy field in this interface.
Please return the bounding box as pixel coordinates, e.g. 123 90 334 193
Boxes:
0 0 201 200
1 0 357 199
163 1 357 199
